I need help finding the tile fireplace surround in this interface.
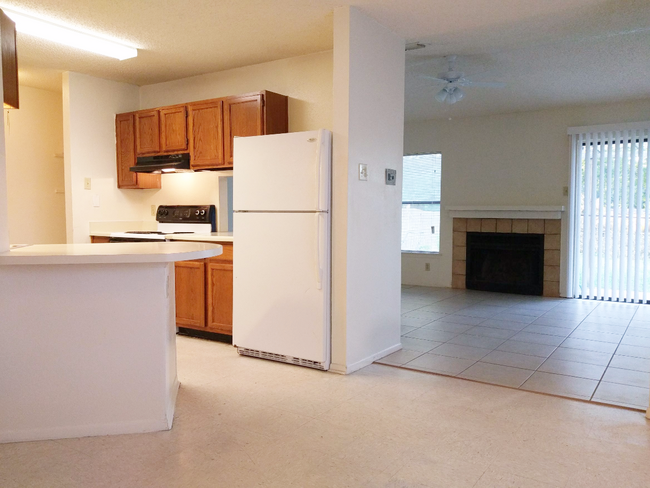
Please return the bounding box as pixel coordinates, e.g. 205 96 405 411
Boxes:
452 218 561 297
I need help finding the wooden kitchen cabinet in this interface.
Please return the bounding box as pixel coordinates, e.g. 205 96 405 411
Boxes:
90 236 110 243
1 9 19 109
206 244 233 335
115 113 161 189
175 243 233 336
175 259 206 329
116 89 287 181
135 110 160 155
188 99 224 170
224 91 288 165
160 105 188 153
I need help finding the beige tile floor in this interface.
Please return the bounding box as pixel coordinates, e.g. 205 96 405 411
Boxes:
2 335 650 487
379 286 650 411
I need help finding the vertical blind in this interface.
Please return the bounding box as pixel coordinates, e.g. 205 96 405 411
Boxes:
568 123 650 303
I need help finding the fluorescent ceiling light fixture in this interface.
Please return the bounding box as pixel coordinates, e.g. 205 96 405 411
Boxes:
3 8 137 60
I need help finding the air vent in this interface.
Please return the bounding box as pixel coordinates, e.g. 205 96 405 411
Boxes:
236 347 326 370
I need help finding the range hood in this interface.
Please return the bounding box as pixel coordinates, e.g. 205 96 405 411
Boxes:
130 153 192 173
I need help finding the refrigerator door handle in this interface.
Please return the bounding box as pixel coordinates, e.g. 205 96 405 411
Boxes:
315 213 323 290
315 131 322 212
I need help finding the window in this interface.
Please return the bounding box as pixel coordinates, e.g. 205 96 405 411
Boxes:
401 153 441 253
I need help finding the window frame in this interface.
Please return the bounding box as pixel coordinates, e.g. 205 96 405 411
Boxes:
401 152 442 255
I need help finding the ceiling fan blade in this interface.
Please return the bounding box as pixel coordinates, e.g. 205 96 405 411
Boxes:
458 81 506 88
417 75 449 84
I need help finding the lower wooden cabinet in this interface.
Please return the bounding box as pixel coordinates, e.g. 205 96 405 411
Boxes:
90 236 110 243
174 243 233 336
175 259 206 329
206 259 233 334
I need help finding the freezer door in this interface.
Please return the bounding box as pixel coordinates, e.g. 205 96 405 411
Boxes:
233 212 330 365
233 129 331 212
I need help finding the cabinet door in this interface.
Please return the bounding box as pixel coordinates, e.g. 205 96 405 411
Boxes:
135 110 160 155
175 260 206 329
116 113 138 188
160 106 188 153
224 94 263 164
188 100 225 169
115 112 161 189
1 11 18 109
206 243 233 335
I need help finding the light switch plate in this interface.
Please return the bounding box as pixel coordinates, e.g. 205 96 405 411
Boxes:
84 177 91 190
385 169 396 185
92 194 100 207
359 163 368 181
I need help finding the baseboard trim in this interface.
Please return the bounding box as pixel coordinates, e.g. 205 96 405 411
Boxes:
330 343 403 375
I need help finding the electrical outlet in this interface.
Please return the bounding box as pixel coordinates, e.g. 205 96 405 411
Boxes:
151 205 156 216
425 263 430 271
359 163 368 181
563 186 569 196
84 177 91 190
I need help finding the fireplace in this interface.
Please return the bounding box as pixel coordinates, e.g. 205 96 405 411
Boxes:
451 217 561 297
466 232 544 295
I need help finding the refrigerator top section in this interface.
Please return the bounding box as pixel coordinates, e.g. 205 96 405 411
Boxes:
233 129 331 212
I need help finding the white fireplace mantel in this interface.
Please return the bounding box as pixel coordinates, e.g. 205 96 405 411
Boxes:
447 206 565 220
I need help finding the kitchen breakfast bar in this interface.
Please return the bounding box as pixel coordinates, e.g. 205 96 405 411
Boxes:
0 242 222 443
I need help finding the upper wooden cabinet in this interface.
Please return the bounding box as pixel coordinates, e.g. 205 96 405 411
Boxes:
116 90 287 179
1 10 18 109
160 106 188 153
188 100 224 170
224 91 288 165
115 113 161 189
135 110 160 155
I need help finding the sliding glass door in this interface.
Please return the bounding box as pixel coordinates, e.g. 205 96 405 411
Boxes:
569 125 649 303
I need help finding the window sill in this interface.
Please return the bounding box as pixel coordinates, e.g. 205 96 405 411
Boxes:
401 251 440 255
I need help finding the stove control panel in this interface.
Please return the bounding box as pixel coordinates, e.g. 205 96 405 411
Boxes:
156 205 216 229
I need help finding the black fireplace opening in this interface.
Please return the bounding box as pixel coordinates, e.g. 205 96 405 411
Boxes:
466 232 544 296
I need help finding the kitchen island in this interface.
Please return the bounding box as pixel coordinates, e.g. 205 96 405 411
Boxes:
0 242 222 443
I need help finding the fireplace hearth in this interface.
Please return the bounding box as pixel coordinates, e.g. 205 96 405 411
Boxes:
466 232 544 295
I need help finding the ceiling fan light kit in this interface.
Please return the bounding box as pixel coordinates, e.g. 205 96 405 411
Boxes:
435 86 464 104
415 55 506 105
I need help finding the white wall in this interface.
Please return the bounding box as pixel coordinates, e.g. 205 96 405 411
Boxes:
63 72 140 243
5 86 65 244
139 51 333 132
331 6 404 373
402 98 650 290
63 52 333 243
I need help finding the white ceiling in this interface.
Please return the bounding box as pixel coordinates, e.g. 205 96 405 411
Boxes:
5 0 650 121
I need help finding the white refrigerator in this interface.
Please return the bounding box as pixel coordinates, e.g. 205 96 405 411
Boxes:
232 129 331 370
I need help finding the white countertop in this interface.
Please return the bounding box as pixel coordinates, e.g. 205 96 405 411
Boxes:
0 242 222 266
164 232 233 243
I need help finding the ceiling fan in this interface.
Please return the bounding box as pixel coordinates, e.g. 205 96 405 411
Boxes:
417 55 506 104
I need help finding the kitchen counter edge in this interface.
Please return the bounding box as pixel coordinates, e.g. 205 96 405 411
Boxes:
0 242 222 266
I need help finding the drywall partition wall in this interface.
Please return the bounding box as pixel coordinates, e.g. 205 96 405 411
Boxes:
64 72 141 243
139 51 333 132
5 86 65 244
63 73 222 242
402 98 650 292
331 6 404 374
